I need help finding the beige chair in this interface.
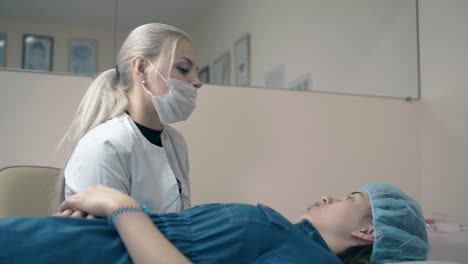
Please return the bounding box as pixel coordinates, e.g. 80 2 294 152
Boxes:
0 165 60 218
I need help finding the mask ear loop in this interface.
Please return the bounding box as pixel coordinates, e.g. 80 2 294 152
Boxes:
146 59 169 83
140 59 168 97
139 77 153 97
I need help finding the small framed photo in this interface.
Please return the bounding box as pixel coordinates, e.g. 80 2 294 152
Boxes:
198 66 210 84
265 64 285 89
289 73 312 91
22 34 53 71
0 33 6 67
70 39 97 75
213 52 231 85
234 33 250 86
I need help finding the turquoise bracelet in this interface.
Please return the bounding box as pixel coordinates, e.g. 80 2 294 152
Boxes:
108 204 151 226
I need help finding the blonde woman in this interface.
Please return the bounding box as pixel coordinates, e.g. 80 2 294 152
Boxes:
52 23 202 214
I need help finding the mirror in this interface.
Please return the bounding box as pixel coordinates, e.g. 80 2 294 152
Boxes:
0 0 116 75
116 0 419 99
0 0 419 99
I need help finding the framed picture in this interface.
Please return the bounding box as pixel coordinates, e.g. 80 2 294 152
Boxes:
234 33 250 86
288 73 312 91
70 39 97 75
22 34 53 71
264 64 285 89
198 66 210 84
213 52 231 85
0 33 6 67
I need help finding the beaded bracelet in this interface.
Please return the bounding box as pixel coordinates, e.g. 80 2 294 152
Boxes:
108 204 151 227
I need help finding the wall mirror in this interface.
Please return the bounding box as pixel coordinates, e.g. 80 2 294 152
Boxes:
0 0 116 75
0 0 419 99
115 0 419 99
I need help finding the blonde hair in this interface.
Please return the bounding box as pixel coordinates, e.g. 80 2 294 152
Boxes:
50 23 191 211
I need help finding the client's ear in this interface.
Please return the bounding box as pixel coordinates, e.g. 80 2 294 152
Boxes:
351 225 374 245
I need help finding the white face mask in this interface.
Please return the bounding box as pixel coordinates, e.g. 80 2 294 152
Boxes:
142 60 197 124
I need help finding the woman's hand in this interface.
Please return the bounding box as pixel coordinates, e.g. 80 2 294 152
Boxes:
56 185 138 218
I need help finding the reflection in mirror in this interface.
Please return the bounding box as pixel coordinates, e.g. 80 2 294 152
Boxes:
116 0 419 99
0 0 418 98
0 0 116 75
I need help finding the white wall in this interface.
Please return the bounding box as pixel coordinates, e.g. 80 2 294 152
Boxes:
0 18 115 73
0 69 420 221
419 0 468 223
175 86 420 220
0 70 89 168
188 0 419 98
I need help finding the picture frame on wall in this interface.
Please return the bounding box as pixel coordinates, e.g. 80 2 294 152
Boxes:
213 52 231 85
264 64 285 89
0 33 6 67
70 39 97 75
198 66 210 84
288 72 312 91
234 33 250 86
22 34 53 71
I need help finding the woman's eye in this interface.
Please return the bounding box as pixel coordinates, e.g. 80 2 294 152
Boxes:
177 67 189 74
346 195 353 200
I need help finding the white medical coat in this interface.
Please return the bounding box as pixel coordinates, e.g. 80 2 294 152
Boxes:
64 113 190 213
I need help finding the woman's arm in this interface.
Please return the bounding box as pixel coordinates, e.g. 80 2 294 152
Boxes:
57 185 191 264
114 210 191 264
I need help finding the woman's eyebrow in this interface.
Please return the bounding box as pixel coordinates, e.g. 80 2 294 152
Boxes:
177 57 199 71
179 57 193 66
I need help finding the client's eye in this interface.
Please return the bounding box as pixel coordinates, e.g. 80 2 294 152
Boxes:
346 195 353 201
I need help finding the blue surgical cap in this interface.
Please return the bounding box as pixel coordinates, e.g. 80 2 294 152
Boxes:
359 182 430 263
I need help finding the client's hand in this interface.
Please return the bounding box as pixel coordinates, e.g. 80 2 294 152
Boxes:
56 185 139 218
54 209 96 219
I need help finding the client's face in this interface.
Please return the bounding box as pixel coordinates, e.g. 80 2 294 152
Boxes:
302 191 372 240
